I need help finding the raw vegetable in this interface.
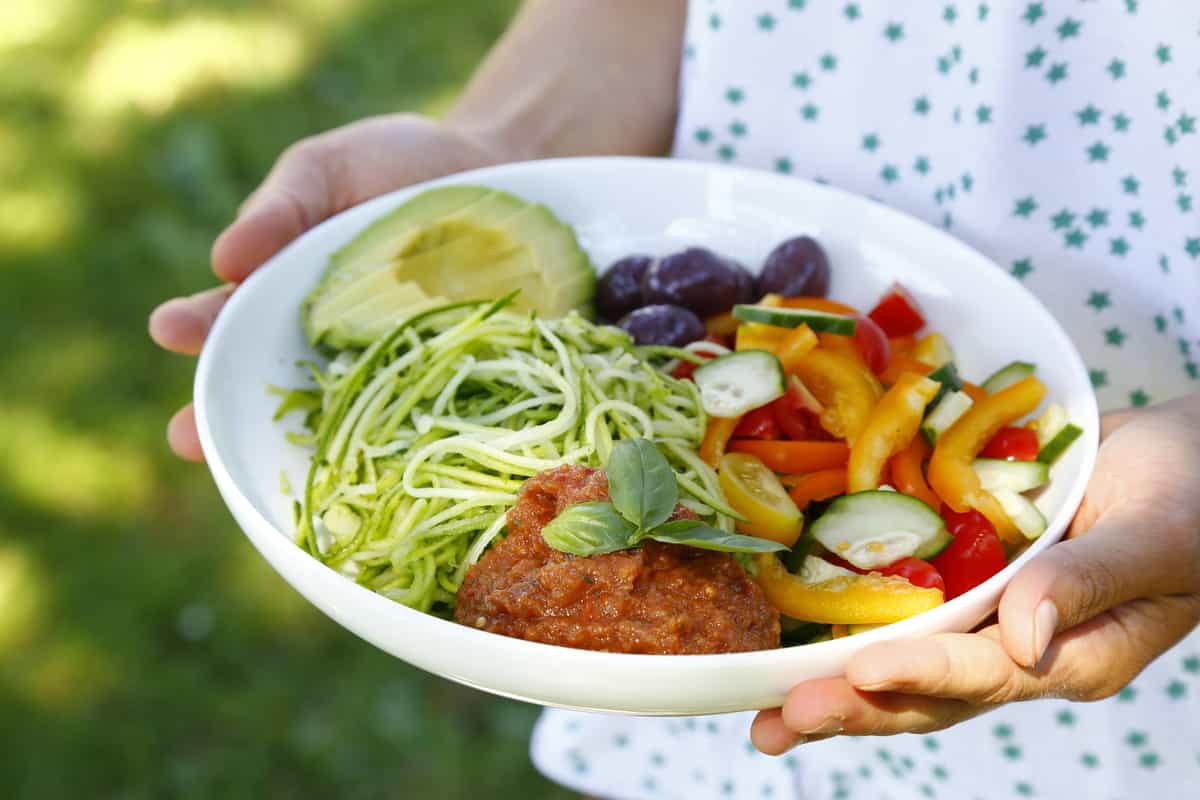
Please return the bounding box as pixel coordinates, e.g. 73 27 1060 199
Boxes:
991 489 1049 540
927 375 1047 547
973 458 1050 493
933 509 1008 599
699 415 740 468
912 332 955 368
888 436 941 510
732 304 858 336
1032 404 1085 464
773 324 819 374
847 372 941 492
921 390 974 445
693 350 787 417
981 361 1037 394
790 348 884 444
1038 423 1084 465
867 284 926 337
727 439 850 474
783 468 847 510
980 426 1040 461
718 452 805 546
809 490 949 570
753 553 944 625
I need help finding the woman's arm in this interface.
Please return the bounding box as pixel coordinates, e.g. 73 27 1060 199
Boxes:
449 0 688 160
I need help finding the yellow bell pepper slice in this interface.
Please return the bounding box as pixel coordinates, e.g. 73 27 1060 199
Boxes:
790 348 884 445
736 322 788 351
847 372 942 493
753 554 944 624
928 375 1046 547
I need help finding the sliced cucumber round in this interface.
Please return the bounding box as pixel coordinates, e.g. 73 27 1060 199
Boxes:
992 488 1048 540
810 490 948 570
973 458 1050 493
693 350 786 418
981 361 1036 394
732 304 857 335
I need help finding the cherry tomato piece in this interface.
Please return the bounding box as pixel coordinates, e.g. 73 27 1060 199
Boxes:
932 508 1008 600
771 379 832 440
851 313 892 375
979 427 1040 461
733 405 781 440
877 557 945 593
868 283 927 337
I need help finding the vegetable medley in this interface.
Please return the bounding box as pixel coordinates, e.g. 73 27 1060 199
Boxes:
659 268 1083 641
280 184 1083 652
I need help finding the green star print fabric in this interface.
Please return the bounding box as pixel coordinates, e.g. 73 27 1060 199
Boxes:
532 3 1199 799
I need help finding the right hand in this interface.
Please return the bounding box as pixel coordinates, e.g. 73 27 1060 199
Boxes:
148 113 505 461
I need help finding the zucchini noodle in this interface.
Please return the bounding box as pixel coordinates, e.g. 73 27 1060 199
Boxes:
279 298 728 616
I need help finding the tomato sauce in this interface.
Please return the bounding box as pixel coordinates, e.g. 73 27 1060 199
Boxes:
455 465 780 654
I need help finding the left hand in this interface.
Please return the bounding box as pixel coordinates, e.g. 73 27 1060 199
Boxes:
751 394 1200 754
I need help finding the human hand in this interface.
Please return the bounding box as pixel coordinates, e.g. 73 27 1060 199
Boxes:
148 113 504 461
751 394 1200 754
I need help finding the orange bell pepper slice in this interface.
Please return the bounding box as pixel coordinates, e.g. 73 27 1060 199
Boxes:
961 381 988 402
847 372 942 493
728 440 850 473
888 436 941 510
700 415 741 468
774 324 819 374
888 335 917 356
783 468 847 510
790 348 884 445
753 554 944 624
928 375 1047 547
879 354 934 386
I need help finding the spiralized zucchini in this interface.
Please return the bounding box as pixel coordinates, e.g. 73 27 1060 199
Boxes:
278 297 730 615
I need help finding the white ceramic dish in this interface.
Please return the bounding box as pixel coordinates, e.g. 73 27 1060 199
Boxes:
194 157 1098 715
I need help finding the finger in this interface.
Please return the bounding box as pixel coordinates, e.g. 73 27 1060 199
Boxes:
848 596 1200 705
167 404 205 462
998 511 1200 668
212 147 333 283
778 677 975 738
149 285 234 355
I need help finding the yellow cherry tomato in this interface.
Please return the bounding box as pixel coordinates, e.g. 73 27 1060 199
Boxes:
718 452 804 547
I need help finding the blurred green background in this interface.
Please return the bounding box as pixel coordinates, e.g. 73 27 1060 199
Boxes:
0 1 579 797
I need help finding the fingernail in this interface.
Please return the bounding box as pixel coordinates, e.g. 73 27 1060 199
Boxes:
1031 600 1058 668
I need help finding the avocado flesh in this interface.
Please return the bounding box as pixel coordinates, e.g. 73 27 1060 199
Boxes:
302 186 596 348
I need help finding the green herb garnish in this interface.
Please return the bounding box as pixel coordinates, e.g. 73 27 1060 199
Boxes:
541 438 787 557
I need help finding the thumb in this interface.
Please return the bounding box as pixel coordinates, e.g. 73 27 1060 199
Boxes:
211 140 335 283
997 510 1199 668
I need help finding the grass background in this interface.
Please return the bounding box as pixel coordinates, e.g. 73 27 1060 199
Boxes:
0 1 578 797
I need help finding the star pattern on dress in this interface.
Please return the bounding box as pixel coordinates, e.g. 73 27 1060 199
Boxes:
1023 124 1047 145
1076 105 1102 126
1087 290 1111 310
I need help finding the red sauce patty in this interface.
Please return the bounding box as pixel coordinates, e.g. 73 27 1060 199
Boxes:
455 465 780 654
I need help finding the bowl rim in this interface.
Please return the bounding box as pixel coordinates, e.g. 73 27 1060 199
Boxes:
194 155 1100 670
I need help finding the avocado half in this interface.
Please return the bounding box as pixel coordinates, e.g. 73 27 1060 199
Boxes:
301 186 596 349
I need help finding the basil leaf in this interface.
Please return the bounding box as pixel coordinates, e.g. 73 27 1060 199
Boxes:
540 502 639 556
645 519 788 554
607 438 679 529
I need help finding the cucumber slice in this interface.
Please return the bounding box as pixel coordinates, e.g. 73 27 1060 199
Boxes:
927 361 965 407
809 490 948 570
1038 423 1084 465
732 304 857 335
992 489 1048 540
794 555 858 584
1032 402 1069 448
693 350 786 417
981 361 1036 394
921 390 974 445
914 527 953 560
973 458 1050 493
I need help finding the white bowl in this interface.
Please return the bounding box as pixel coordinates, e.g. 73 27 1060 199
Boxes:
195 157 1098 715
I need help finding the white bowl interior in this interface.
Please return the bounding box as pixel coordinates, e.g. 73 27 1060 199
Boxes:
195 157 1098 715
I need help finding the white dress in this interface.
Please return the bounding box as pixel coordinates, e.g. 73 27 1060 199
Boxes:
532 2 1200 798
